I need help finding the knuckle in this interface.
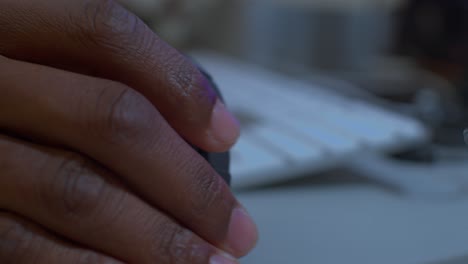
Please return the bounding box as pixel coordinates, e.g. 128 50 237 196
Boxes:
166 55 199 95
188 160 225 216
167 56 209 95
150 221 204 264
91 84 158 145
0 213 37 264
179 156 233 240
83 0 134 36
162 54 215 124
39 153 107 220
79 0 150 56
76 251 115 264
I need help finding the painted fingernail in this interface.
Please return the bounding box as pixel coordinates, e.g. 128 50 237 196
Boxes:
210 253 238 264
209 99 240 147
226 207 258 257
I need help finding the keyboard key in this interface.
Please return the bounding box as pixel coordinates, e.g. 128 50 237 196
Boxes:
280 119 359 154
250 125 323 162
230 133 285 183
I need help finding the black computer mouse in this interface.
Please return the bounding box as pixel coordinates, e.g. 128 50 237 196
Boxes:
195 67 231 185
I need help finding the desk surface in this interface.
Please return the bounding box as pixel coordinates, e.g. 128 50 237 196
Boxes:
237 175 468 264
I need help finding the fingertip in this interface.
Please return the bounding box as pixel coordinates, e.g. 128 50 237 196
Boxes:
210 253 239 264
204 99 240 152
224 206 259 257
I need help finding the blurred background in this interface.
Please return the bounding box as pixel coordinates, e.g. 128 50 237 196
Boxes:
118 0 468 263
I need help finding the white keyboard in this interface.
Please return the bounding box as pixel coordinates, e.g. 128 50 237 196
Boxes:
194 53 429 189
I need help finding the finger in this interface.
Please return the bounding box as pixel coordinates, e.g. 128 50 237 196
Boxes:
0 0 239 152
0 135 238 264
0 211 123 264
0 57 257 257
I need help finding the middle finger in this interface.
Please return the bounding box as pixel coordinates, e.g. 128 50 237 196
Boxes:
0 134 235 264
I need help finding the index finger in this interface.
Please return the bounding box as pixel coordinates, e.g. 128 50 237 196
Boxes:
0 0 239 152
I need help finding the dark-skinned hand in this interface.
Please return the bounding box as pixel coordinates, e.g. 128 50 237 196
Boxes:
0 1 258 263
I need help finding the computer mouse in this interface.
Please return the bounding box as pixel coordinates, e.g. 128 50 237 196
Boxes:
195 67 231 185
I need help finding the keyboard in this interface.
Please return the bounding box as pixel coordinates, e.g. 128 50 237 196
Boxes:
193 53 429 189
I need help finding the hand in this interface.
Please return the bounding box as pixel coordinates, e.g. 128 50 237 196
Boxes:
0 1 257 263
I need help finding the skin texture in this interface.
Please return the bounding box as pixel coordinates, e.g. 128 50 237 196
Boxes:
0 0 257 263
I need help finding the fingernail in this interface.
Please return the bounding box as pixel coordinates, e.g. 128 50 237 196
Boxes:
210 253 238 264
225 207 258 256
210 99 240 147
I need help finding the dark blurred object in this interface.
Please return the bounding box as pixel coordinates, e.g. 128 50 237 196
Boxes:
395 0 468 146
396 0 468 67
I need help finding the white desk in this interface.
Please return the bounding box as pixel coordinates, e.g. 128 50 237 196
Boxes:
237 174 468 264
